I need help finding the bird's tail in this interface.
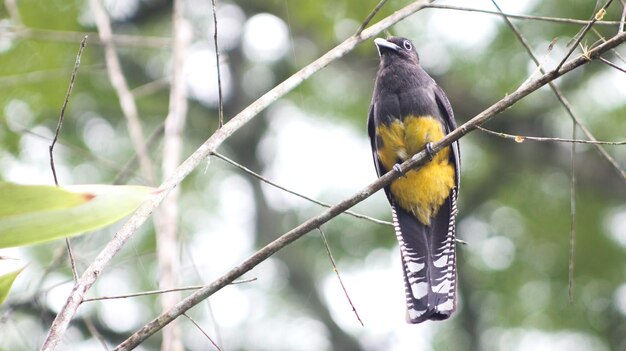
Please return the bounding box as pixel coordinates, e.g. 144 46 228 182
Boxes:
391 189 458 323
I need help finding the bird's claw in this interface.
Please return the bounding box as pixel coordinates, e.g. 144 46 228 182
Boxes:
425 142 435 161
393 163 406 177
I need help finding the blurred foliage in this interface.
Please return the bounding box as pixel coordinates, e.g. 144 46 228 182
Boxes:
0 266 25 304
0 0 625 350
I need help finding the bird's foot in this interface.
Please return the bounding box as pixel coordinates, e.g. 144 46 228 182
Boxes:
393 163 407 177
425 142 435 161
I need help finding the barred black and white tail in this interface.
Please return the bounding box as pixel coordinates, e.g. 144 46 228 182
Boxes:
391 188 458 323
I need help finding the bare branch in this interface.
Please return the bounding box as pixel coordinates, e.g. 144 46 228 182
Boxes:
319 228 364 326
49 36 88 186
211 0 225 128
183 314 222 351
89 0 155 184
155 0 191 349
424 3 622 26
63 239 79 283
477 126 626 145
183 244 223 347
131 78 170 98
40 0 626 346
491 0 621 303
7 26 170 48
598 56 626 72
41 1 438 348
82 279 257 302
0 65 102 87
592 27 626 66
113 31 626 351
84 317 110 351
555 0 614 72
212 152 392 226
48 36 88 283
490 0 626 182
356 0 389 35
113 124 165 185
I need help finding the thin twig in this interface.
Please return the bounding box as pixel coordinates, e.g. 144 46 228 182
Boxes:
491 0 618 304
83 279 257 302
184 244 222 347
0 65 103 88
356 0 389 35
89 0 155 184
592 27 626 64
112 124 164 185
549 91 626 183
131 77 170 98
211 0 225 128
319 228 364 326
555 0 614 72
40 3 626 349
477 126 626 145
84 317 110 351
49 36 87 283
424 3 622 26
49 36 88 186
519 38 558 88
568 123 577 304
7 26 170 48
598 56 626 72
212 152 392 226
490 0 626 182
112 31 626 351
64 239 79 283
183 313 223 351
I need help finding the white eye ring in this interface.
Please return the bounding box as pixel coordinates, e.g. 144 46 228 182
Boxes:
403 40 412 50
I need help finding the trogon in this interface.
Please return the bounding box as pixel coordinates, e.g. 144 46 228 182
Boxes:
368 37 460 323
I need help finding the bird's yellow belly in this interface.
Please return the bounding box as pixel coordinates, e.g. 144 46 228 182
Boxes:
376 116 455 225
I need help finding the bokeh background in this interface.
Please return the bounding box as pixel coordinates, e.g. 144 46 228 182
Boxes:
1 0 625 350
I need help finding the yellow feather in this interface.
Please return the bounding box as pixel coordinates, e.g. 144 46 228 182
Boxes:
376 116 455 225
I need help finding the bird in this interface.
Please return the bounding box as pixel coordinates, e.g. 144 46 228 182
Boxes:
368 37 460 323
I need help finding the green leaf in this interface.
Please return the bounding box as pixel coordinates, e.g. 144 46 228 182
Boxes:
0 182 90 218
0 266 26 305
0 183 155 248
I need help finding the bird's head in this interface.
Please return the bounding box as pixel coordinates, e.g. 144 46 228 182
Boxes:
374 37 420 65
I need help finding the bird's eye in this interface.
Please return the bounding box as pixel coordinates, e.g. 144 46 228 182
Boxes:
403 40 412 50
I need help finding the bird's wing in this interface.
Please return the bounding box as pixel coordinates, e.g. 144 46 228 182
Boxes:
370 90 458 323
434 84 461 187
367 102 393 203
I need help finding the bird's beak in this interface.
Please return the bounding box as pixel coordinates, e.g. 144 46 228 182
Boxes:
374 38 400 56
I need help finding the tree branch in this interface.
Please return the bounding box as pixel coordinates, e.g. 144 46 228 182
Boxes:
7 26 170 48
212 152 392 226
555 0 614 72
211 0 225 128
154 0 190 350
489 0 626 181
477 126 626 145
113 29 626 351
89 0 155 184
356 0 389 35
39 1 438 349
424 3 622 26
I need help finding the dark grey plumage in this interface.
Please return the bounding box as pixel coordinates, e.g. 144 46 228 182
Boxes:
368 37 460 323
